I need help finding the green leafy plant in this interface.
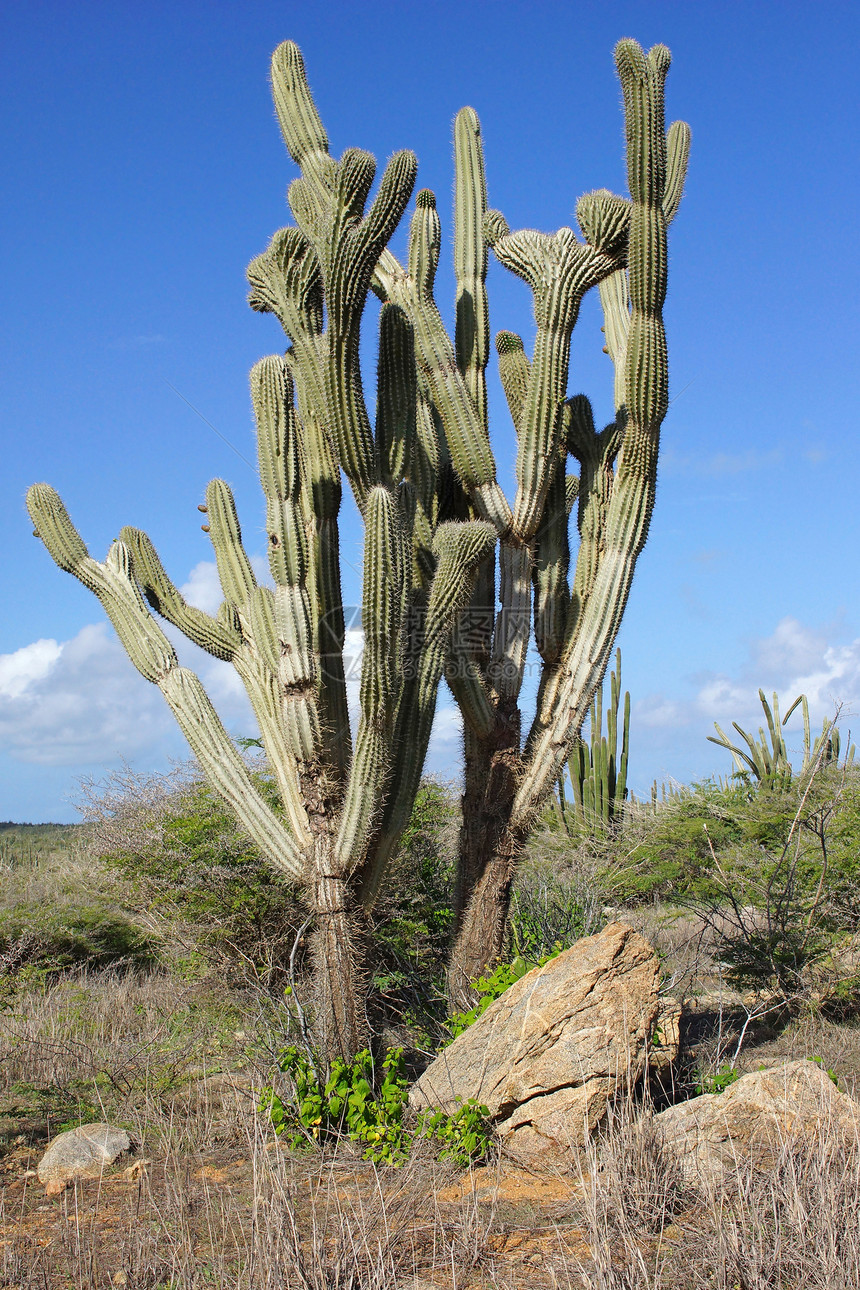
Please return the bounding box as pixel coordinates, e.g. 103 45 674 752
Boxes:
415 1099 492 1166
811 1055 840 1087
261 1045 491 1167
447 947 563 1038
695 1062 739 1096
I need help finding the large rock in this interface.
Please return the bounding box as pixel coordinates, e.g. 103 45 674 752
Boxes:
655 1059 859 1185
37 1122 131 1195
411 923 668 1165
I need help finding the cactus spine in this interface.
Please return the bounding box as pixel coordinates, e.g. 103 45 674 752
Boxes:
28 36 687 1042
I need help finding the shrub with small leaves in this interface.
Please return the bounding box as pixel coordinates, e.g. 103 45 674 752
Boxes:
261 1044 491 1167
446 947 564 1038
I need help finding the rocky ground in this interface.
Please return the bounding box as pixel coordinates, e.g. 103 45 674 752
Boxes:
3 928 860 1288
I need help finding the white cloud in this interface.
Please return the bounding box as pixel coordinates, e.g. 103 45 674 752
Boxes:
700 618 860 728
753 616 829 678
631 611 860 763
635 695 689 729
784 638 860 717
0 623 172 766
180 561 223 615
0 615 261 769
0 638 62 699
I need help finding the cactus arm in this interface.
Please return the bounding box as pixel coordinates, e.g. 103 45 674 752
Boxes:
161 666 303 877
488 539 532 702
518 507 652 826
375 304 417 488
270 41 335 206
614 41 670 481
454 107 489 431
291 371 351 776
408 387 441 528
444 530 496 737
736 721 771 781
495 331 531 431
250 355 323 764
445 656 495 737
247 227 324 355
618 683 630 808
598 269 631 413
707 726 758 777
228 644 311 846
513 43 684 828
390 192 512 535
205 478 258 612
485 197 627 541
571 419 622 614
335 486 409 874
118 527 240 661
663 120 691 224
27 484 303 878
596 121 684 419
246 231 339 596
532 449 570 665
358 520 497 905
315 149 418 510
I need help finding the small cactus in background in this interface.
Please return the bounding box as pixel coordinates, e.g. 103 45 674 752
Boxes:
709 690 856 789
28 36 688 1043
555 649 630 835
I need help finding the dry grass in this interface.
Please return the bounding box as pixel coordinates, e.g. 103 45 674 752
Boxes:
3 1082 860 1288
2 975 860 1290
4 832 860 1286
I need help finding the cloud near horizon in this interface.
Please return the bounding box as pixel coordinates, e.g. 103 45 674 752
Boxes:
0 597 464 777
635 616 860 759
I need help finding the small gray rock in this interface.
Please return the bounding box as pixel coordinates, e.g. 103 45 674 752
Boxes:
37 1122 131 1193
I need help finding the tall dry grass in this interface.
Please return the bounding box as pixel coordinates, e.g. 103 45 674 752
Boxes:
2 1073 860 1288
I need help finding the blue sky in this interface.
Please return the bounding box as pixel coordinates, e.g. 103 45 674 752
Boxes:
2 0 859 821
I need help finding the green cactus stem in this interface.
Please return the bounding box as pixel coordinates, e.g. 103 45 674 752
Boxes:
555 648 630 834
708 690 856 788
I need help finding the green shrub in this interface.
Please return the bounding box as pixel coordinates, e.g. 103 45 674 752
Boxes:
509 865 605 960
261 1044 491 1167
366 779 457 1028
83 767 305 990
0 903 156 981
679 765 860 1004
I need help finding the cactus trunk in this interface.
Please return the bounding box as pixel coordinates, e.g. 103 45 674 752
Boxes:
308 844 369 1058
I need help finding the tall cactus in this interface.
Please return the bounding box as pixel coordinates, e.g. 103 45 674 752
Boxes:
27 36 687 1041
